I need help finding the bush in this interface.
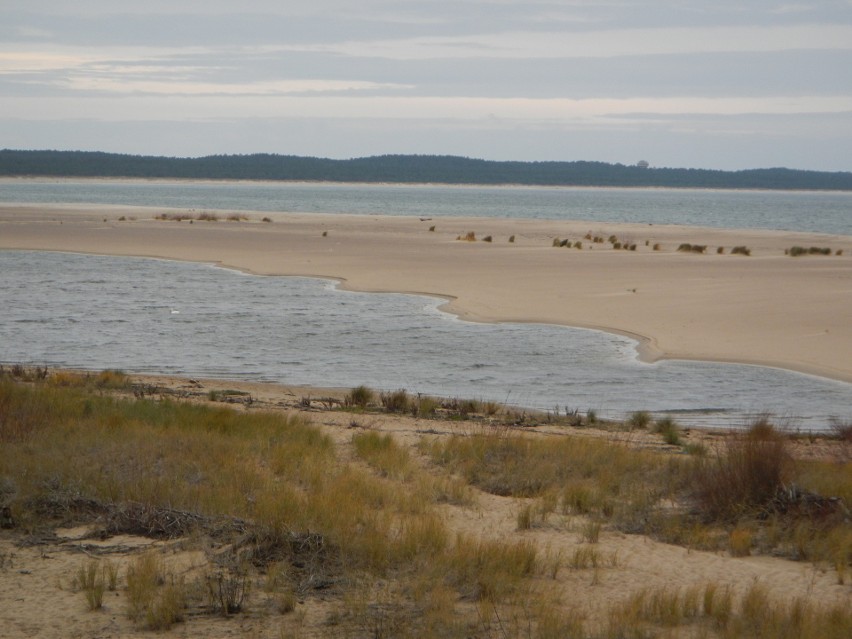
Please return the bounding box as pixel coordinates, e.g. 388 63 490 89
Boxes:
789 246 832 256
731 246 751 256
380 389 410 413
627 411 651 430
677 244 706 254
692 420 793 521
345 385 375 409
655 417 681 446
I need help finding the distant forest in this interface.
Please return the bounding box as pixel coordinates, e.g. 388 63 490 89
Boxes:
2 149 852 191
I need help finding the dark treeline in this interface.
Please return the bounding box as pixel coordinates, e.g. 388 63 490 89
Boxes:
2 149 852 191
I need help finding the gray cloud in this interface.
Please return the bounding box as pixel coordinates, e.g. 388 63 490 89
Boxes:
1 0 851 170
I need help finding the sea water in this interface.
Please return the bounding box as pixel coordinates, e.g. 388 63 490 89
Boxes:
2 179 851 234
2 250 850 430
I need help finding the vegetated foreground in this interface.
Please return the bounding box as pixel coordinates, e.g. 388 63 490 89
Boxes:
0 367 850 638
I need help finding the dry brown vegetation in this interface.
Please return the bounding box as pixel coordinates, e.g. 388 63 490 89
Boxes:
1 368 850 638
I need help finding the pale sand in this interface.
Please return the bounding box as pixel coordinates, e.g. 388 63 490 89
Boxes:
1 203 851 382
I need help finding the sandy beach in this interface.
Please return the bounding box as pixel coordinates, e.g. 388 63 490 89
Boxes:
1 203 851 382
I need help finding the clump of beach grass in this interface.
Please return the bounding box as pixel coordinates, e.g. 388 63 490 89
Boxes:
692 419 792 521
345 384 375 409
458 231 476 241
654 416 682 446
627 410 652 430
677 243 707 254
731 245 751 256
74 559 107 610
380 389 410 413
126 552 187 630
787 245 832 256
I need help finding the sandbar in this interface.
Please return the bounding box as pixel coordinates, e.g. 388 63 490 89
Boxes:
1 203 850 383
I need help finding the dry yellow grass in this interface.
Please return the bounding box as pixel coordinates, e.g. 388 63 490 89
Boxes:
0 371 850 638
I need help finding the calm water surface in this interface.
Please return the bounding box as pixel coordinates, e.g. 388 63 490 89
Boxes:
2 251 850 430
2 179 851 234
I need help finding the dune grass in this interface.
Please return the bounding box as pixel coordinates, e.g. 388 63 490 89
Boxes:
1 373 849 637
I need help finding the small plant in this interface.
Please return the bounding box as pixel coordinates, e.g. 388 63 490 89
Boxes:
789 245 832 256
729 526 752 556
517 504 533 530
322 230 328 237
692 419 792 521
429 225 435 232
345 384 375 409
653 243 661 251
76 560 106 610
655 417 681 446
717 246 725 254
613 242 622 249
560 238 570 247
552 238 561 247
459 231 476 241
227 214 248 222
573 241 583 249
627 411 651 430
731 245 751 256
196 212 219 221
262 216 272 223
380 389 410 413
508 234 515 243
582 520 602 543
206 565 250 616
126 552 187 630
482 235 493 242
677 243 706 253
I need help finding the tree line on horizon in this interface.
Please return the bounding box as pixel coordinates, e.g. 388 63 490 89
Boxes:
2 149 851 191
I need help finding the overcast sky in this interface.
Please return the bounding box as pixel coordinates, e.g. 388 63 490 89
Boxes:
2 1 851 170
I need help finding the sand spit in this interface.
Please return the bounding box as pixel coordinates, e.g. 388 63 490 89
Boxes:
2 203 850 382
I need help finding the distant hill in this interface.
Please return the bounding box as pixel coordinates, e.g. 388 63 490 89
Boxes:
2 149 851 191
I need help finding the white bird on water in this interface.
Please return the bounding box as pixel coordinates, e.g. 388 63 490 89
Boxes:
170 308 180 314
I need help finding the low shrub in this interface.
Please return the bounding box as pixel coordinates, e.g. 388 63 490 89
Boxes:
205 565 250 615
692 420 793 521
731 245 751 256
655 417 681 446
627 411 651 430
482 235 493 242
789 245 832 256
345 385 375 409
677 243 706 254
380 389 410 413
